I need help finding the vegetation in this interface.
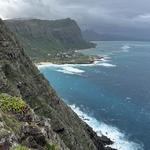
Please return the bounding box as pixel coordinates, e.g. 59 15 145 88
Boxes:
2 112 22 134
45 143 57 150
0 94 58 150
10 145 29 150
0 93 27 113
0 93 26 134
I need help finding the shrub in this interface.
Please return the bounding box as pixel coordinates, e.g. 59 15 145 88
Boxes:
0 93 27 113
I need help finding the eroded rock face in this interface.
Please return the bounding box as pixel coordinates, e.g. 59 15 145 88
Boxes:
21 125 46 147
0 94 69 150
0 19 113 150
0 113 17 150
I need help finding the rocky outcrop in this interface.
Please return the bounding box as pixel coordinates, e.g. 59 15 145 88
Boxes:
0 93 68 150
0 19 113 150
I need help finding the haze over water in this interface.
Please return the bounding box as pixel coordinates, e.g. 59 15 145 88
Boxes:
39 41 150 150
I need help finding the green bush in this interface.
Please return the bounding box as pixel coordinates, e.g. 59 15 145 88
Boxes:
0 93 27 113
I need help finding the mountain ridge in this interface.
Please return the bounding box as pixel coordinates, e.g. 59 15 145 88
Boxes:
82 29 150 41
4 18 95 63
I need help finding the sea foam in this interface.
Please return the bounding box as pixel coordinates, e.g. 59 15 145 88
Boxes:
97 63 116 67
37 55 116 75
121 45 131 52
57 66 85 75
69 104 143 150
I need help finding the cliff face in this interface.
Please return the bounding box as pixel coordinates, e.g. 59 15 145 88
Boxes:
4 18 94 62
0 93 68 150
0 19 113 150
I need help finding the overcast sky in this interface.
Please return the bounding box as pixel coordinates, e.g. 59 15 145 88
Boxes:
1 0 150 36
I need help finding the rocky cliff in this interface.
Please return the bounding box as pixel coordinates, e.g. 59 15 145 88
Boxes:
0 19 114 150
4 18 94 62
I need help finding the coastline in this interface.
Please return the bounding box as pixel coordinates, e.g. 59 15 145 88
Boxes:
37 43 144 150
35 55 104 66
33 45 103 65
36 55 116 149
37 58 143 150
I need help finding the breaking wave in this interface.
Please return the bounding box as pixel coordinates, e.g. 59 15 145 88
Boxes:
96 63 116 67
57 66 85 75
121 45 131 52
37 56 116 75
69 104 143 150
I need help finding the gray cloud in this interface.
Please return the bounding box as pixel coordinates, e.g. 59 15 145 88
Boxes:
1 0 150 38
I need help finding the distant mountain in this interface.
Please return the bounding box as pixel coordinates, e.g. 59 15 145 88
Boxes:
4 18 94 62
82 30 102 41
82 29 150 41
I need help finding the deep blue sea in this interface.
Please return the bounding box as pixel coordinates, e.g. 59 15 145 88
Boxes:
38 41 150 150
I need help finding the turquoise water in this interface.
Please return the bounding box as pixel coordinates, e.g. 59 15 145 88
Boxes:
38 41 150 150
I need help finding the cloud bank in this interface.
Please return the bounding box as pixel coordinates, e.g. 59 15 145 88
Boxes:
1 0 150 38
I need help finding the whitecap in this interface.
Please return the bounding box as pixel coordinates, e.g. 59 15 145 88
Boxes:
37 63 54 69
69 104 143 150
121 45 131 52
35 63 62 69
126 97 132 100
36 55 116 73
97 63 116 67
57 66 85 75
37 63 85 75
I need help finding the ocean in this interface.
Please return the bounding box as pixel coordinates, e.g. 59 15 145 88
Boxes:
38 41 150 150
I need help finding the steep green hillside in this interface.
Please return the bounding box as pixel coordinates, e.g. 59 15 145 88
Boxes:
0 19 113 149
5 18 95 63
